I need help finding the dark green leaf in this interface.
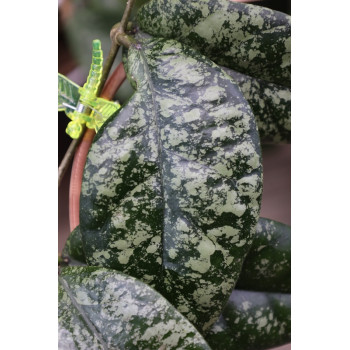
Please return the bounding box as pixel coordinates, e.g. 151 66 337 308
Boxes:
62 226 87 266
137 0 291 86
58 266 211 349
235 218 291 293
206 290 291 350
221 68 291 143
80 36 262 332
61 218 290 292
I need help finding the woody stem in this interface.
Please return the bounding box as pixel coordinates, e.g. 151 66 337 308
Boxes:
98 0 135 95
58 0 136 188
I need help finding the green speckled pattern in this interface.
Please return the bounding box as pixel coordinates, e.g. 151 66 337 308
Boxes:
80 37 262 332
221 67 291 143
235 218 291 293
137 0 291 86
62 226 87 266
206 290 291 350
58 267 211 349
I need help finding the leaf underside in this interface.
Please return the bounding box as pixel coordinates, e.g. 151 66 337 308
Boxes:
58 267 211 350
137 0 291 86
80 36 262 332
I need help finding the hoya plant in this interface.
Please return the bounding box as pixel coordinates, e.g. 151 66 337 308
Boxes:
58 0 291 349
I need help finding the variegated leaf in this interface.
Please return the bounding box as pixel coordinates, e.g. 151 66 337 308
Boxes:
58 267 211 349
62 226 87 266
62 218 291 292
235 218 291 293
58 73 80 114
206 290 291 350
80 36 262 332
137 0 291 86
221 67 291 143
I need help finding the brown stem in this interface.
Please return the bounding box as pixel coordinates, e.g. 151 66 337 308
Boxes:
59 25 130 189
98 43 120 97
58 129 85 187
116 33 133 49
69 63 127 231
69 128 96 231
120 0 135 30
65 0 135 230
99 0 135 92
100 63 127 100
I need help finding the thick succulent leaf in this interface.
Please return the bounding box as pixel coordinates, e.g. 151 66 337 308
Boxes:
61 218 290 289
235 218 291 293
58 73 80 114
62 226 87 266
206 290 291 350
80 36 262 332
221 67 291 143
137 0 291 86
58 266 211 349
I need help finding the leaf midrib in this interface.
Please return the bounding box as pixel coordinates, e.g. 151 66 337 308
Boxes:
138 45 168 289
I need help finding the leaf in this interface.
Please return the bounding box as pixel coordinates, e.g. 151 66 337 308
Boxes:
58 266 211 349
235 218 291 293
221 67 291 143
137 0 291 86
62 218 290 290
58 73 80 114
62 226 87 266
80 36 263 332
205 290 291 350
61 218 290 289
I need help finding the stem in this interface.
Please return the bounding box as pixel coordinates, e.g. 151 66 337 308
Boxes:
58 129 84 187
69 63 127 231
100 62 127 100
116 33 133 49
98 43 120 96
61 0 135 227
59 2 135 188
120 0 135 30
69 128 96 231
99 0 135 91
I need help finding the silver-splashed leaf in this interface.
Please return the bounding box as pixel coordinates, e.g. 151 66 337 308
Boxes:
206 290 291 350
61 218 290 293
58 266 211 349
62 226 87 266
80 36 262 333
221 68 291 143
137 0 291 86
235 217 291 293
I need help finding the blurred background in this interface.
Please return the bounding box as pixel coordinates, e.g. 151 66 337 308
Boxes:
58 2 291 348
